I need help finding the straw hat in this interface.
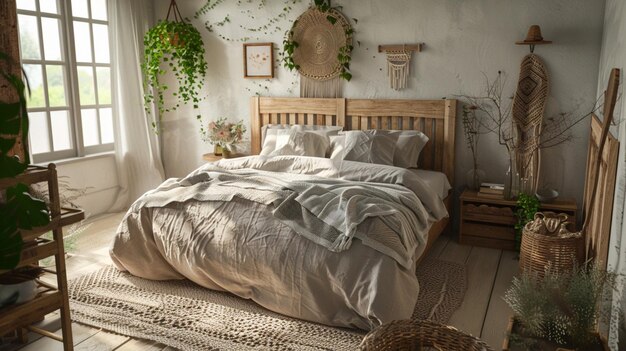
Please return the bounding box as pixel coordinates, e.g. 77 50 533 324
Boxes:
516 25 552 45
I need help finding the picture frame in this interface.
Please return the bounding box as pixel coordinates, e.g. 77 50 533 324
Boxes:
243 43 274 79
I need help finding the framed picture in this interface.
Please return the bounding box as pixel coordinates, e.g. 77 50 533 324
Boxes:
243 43 274 79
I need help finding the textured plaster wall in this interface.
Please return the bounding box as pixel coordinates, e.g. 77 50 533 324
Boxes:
155 0 605 207
596 0 626 347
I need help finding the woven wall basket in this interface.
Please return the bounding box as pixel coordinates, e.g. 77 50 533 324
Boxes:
519 212 584 279
291 7 351 81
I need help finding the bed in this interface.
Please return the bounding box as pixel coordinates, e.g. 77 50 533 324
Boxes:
110 97 457 330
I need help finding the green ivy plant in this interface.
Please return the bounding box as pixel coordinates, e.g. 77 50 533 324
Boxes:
0 52 51 270
282 0 357 81
141 20 208 133
514 192 540 252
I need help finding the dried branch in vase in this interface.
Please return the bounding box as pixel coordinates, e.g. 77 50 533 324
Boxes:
457 71 607 194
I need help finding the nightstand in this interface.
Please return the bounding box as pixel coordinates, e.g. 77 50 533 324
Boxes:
459 190 577 250
202 153 247 162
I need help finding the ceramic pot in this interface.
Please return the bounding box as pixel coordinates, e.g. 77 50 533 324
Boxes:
0 280 37 307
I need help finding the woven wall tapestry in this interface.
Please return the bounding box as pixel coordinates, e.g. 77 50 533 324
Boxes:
290 7 352 98
512 53 549 193
386 49 412 90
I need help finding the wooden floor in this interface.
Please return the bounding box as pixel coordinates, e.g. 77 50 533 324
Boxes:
2 212 519 351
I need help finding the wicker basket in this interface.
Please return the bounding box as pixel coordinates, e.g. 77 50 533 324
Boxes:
519 212 584 278
360 319 493 351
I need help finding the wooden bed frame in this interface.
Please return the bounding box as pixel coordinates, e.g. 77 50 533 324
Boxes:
250 96 457 254
583 114 620 268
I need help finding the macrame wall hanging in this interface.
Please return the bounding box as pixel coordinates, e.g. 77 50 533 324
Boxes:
513 25 552 193
378 44 422 91
289 7 352 98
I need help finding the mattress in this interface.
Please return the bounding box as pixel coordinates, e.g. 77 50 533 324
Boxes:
409 169 452 200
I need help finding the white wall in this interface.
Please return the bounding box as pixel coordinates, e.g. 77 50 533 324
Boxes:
155 0 605 207
51 154 118 218
596 0 626 347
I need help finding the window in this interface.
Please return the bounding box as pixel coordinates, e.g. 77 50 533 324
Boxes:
16 0 114 163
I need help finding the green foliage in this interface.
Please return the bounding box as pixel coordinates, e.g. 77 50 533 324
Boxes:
515 192 540 251
0 52 51 270
282 2 356 82
141 20 208 133
504 262 620 349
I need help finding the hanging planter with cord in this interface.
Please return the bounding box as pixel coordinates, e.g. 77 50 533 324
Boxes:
141 0 208 133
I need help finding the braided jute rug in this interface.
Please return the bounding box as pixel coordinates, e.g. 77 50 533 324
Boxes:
68 258 466 350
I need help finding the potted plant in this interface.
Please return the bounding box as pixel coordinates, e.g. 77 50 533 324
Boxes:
502 262 618 350
0 52 51 305
204 118 246 158
141 0 208 133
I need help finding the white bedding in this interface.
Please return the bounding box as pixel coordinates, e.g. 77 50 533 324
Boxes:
409 169 452 200
110 156 448 330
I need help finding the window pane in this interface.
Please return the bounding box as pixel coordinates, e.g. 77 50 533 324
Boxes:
92 24 110 63
51 110 71 151
99 108 113 143
41 17 62 61
96 67 111 104
46 65 67 107
16 0 36 11
77 66 95 105
91 0 107 21
18 15 41 60
71 0 90 18
73 21 92 62
39 0 59 14
29 112 51 154
23 64 45 108
81 109 99 146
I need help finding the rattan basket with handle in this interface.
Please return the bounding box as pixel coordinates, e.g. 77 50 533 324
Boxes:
519 212 584 279
359 319 493 351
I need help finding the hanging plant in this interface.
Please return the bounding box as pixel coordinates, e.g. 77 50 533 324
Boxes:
141 0 208 133
282 0 356 81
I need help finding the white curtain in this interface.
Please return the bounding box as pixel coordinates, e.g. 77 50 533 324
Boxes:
107 0 165 211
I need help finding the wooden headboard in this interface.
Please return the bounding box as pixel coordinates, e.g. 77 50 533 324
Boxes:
250 97 457 185
583 114 620 268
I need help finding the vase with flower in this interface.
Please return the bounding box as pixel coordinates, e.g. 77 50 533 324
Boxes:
204 118 246 158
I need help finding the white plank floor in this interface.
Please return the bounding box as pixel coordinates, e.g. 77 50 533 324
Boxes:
2 212 518 351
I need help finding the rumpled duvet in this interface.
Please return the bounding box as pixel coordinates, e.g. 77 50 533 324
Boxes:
110 156 448 330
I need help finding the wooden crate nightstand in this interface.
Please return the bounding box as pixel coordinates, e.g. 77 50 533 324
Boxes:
459 190 577 250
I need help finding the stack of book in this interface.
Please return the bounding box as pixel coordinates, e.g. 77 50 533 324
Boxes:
478 183 505 198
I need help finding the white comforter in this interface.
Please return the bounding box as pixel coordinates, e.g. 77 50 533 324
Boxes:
110 156 448 330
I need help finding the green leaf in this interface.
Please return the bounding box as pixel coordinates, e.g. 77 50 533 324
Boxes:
0 213 21 270
326 15 337 25
0 155 27 178
0 102 22 135
6 183 51 230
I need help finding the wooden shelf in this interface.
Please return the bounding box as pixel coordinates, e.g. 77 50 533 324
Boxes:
0 290 62 332
459 189 577 251
1 163 77 350
20 207 85 242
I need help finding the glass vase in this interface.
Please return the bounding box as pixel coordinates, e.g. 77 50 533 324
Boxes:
214 144 222 156
465 168 486 191
504 160 519 200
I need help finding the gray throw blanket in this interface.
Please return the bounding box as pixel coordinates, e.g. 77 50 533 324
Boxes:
131 156 446 269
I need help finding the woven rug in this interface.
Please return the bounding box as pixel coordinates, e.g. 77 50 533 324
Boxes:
68 258 466 350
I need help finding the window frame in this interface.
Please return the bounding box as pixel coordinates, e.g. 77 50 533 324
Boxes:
17 0 115 163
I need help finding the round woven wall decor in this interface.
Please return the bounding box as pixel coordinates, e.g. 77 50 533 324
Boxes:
291 7 351 81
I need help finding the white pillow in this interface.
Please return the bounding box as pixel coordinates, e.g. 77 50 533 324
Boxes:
262 127 329 158
371 130 429 168
261 124 342 143
330 131 396 165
